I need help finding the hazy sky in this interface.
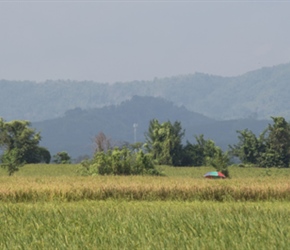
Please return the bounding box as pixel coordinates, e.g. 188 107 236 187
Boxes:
1 1 290 83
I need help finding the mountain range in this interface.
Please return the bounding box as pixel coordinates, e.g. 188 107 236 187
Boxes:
1 63 289 159
1 62 290 122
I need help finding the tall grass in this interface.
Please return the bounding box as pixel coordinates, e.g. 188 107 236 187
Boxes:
1 201 290 249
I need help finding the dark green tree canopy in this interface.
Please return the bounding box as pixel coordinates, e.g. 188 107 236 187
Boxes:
0 118 49 175
229 129 265 165
230 117 290 168
182 135 221 166
53 151 71 164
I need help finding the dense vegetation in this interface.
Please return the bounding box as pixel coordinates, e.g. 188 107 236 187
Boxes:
231 116 290 168
2 115 290 176
80 147 160 176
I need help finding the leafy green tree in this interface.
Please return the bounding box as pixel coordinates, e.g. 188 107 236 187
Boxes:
230 117 290 168
53 151 71 164
33 146 51 164
145 119 184 166
260 117 290 168
1 149 24 176
182 135 221 166
229 129 266 165
181 141 204 166
195 135 218 165
0 118 46 175
182 134 230 175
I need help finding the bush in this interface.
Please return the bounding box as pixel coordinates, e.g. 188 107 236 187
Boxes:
53 151 71 164
79 147 161 176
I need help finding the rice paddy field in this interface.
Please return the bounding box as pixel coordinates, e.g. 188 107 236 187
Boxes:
1 164 290 249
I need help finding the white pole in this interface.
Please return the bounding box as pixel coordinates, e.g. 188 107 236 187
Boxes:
133 123 138 143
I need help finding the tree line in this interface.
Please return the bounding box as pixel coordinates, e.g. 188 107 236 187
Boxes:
81 116 290 177
230 117 290 168
1 116 290 176
144 117 290 169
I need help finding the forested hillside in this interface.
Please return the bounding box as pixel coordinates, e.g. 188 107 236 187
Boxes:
1 62 290 121
33 96 270 159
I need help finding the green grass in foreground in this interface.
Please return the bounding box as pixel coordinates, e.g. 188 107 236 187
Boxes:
6 164 79 177
1 163 290 179
0 201 289 250
0 164 290 249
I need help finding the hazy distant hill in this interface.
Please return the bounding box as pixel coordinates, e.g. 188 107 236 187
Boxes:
33 96 213 158
1 62 290 121
33 96 270 159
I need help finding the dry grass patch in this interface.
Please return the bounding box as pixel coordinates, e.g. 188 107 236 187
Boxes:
0 175 290 202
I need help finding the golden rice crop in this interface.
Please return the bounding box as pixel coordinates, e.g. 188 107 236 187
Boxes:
0 175 290 202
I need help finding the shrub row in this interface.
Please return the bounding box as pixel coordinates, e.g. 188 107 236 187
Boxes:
79 148 161 176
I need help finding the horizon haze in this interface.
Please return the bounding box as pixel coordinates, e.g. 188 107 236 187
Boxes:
1 1 290 83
